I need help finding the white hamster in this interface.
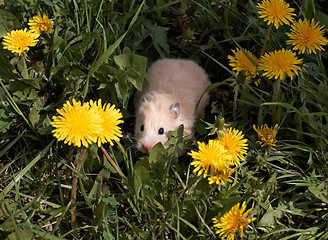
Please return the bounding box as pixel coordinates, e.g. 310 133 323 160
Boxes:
134 58 211 154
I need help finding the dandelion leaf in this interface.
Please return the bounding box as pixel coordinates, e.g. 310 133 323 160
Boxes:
308 182 328 204
0 10 22 38
93 202 109 226
167 124 184 151
114 53 148 91
258 204 282 227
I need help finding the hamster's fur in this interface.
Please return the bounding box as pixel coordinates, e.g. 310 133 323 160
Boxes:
134 58 211 154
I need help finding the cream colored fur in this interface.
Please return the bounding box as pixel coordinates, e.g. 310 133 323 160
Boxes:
134 58 211 153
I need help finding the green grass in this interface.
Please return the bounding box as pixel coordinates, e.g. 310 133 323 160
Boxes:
1 0 328 239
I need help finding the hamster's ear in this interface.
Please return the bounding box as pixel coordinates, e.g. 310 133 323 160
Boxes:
170 102 180 119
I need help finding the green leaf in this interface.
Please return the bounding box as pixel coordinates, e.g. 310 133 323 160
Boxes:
41 0 54 6
258 204 282 227
0 108 13 133
8 229 34 240
303 62 320 78
94 202 109 226
68 33 96 62
0 50 17 79
308 182 328 204
0 199 13 221
29 107 40 127
30 228 67 240
149 142 166 165
0 10 22 38
88 169 111 201
167 124 184 151
150 25 170 57
133 159 150 196
114 54 148 91
148 142 167 177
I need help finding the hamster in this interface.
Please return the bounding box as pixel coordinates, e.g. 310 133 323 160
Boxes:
134 58 211 154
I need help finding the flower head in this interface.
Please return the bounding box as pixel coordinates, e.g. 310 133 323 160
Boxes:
2 28 39 56
228 48 259 82
219 128 248 166
189 140 231 178
208 168 235 185
28 14 53 34
213 201 256 240
89 99 123 147
287 18 328 55
258 49 302 80
51 99 103 148
257 0 295 29
253 124 280 147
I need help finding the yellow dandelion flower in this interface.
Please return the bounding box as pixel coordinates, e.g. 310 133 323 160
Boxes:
208 167 235 185
2 28 39 56
253 124 280 147
189 140 231 178
228 48 259 81
28 14 53 34
89 99 124 147
219 128 248 166
257 0 295 29
287 18 328 55
258 49 302 80
51 99 103 148
213 201 256 240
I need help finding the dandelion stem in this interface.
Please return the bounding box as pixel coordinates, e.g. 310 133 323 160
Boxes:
272 79 280 122
100 144 124 178
233 84 240 123
71 147 86 236
316 51 326 76
65 146 74 203
21 52 30 79
260 24 273 56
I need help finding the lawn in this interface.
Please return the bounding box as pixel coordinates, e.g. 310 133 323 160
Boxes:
0 0 328 239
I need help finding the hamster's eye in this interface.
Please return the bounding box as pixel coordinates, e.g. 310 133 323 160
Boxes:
140 124 144 132
158 127 164 135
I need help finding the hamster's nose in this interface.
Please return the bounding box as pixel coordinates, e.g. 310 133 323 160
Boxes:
142 144 153 153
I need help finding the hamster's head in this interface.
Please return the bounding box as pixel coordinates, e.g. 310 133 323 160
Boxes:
135 93 181 153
